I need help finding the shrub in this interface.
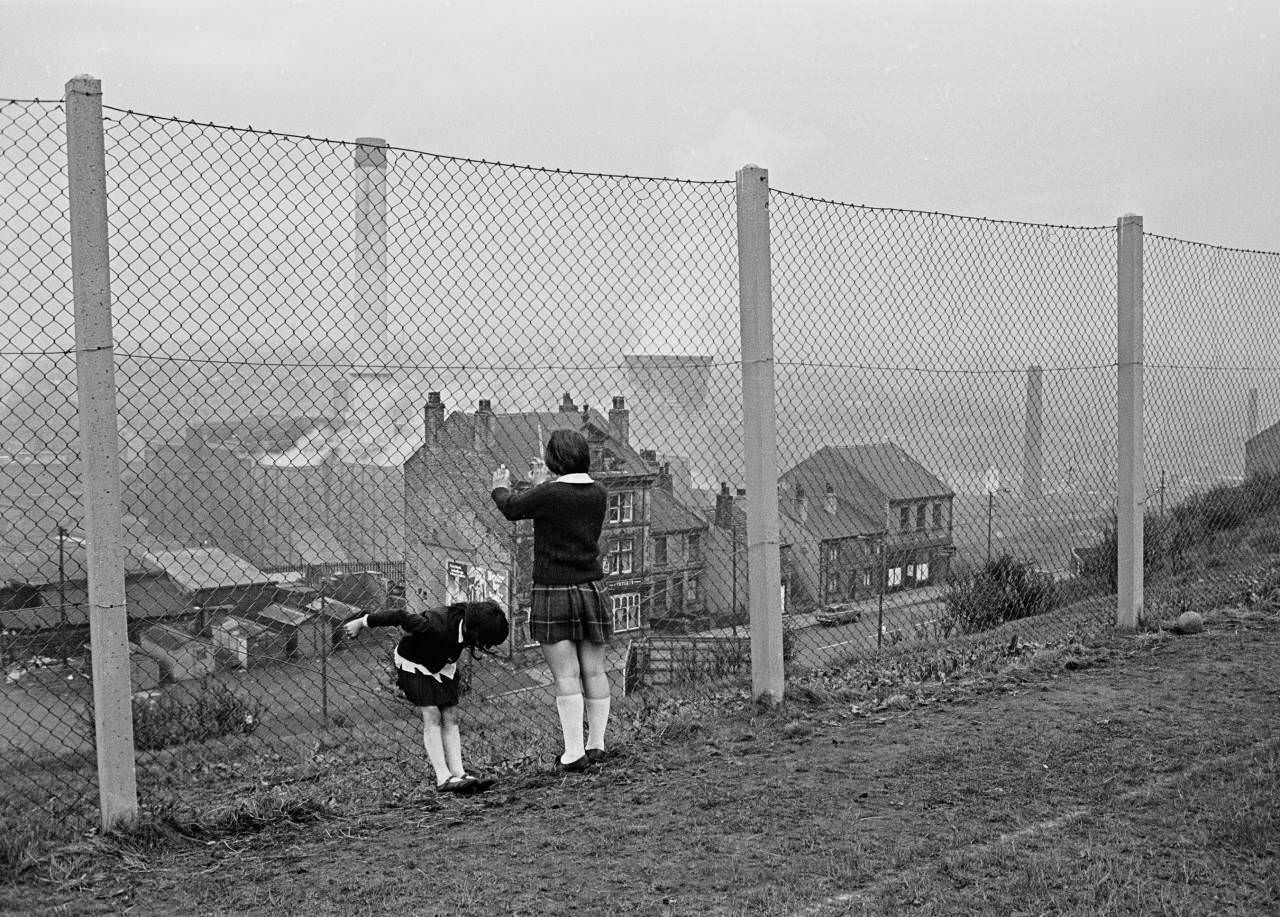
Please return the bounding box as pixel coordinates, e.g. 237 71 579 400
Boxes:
944 554 1055 634
91 682 263 751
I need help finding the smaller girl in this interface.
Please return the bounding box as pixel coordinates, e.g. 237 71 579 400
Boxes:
343 599 509 794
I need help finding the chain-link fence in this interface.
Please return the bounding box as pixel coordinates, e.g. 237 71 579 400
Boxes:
771 193 1119 673
4 88 1280 835
1142 234 1280 614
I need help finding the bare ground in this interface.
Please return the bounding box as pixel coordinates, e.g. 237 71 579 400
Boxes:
3 600 1278 917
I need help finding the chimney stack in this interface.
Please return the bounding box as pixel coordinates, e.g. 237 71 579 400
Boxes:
609 395 630 447
657 462 673 494
423 391 444 448
558 392 577 413
714 481 734 530
474 399 495 450
824 483 837 515
795 482 809 523
640 448 658 464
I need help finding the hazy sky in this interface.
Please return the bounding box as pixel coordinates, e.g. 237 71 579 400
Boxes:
5 0 1279 251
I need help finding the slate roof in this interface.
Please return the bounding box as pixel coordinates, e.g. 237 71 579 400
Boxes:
651 488 706 535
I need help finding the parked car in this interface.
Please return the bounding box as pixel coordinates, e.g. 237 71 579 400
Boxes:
816 602 862 626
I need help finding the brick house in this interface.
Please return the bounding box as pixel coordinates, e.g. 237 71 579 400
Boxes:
781 443 955 598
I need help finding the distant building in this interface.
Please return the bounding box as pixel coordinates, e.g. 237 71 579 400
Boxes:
1245 419 1280 477
0 514 188 630
781 443 956 600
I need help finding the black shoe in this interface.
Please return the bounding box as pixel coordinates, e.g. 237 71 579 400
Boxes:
437 776 478 794
556 754 592 773
585 747 610 764
467 775 497 793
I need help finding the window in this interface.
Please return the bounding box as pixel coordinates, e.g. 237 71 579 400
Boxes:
686 574 699 605
653 536 668 566
687 532 702 563
607 491 634 524
611 592 641 631
906 563 915 580
606 538 634 575
825 543 840 564
899 506 910 532
888 566 903 587
917 561 930 583
932 503 943 530
861 570 872 588
916 504 926 531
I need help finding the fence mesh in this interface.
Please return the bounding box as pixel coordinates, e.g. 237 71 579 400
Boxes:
0 99 100 825
771 193 1119 672
3 96 1279 833
1142 234 1280 613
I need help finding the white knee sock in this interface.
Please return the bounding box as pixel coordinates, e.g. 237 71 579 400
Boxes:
443 720 466 778
555 693 586 764
422 720 449 786
586 696 610 751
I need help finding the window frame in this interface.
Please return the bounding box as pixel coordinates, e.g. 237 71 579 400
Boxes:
611 592 641 631
607 490 635 524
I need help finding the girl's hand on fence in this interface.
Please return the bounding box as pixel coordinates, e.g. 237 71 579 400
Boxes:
491 465 511 491
342 616 366 639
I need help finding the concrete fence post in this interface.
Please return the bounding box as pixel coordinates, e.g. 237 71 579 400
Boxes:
65 74 138 828
735 164 784 703
1116 213 1145 631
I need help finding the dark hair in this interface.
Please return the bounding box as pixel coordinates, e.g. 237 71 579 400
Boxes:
544 428 590 476
459 600 509 654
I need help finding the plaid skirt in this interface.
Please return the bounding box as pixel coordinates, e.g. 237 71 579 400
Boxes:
530 580 613 645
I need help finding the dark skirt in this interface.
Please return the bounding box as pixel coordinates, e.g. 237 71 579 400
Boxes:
396 668 460 709
529 580 613 645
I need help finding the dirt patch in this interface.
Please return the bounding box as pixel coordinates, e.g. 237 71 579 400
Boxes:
4 604 1279 917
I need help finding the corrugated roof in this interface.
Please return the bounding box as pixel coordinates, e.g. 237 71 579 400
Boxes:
0 513 173 585
147 547 274 593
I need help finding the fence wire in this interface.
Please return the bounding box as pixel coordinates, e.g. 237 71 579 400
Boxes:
1142 234 1280 613
770 192 1120 672
3 97 1279 836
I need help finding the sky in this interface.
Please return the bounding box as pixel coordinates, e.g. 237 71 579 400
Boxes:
4 0 1279 251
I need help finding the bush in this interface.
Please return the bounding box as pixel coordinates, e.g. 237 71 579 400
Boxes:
95 682 263 751
944 554 1055 634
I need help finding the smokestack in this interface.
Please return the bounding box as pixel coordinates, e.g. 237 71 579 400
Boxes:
352 137 389 358
609 395 630 447
474 399 494 450
424 391 444 448
1023 364 1044 500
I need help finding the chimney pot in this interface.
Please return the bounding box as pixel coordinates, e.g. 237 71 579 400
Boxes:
558 393 576 413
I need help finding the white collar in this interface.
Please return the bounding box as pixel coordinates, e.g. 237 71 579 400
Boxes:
457 619 465 643
555 473 594 484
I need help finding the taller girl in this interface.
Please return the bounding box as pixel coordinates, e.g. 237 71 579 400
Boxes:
490 428 612 770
